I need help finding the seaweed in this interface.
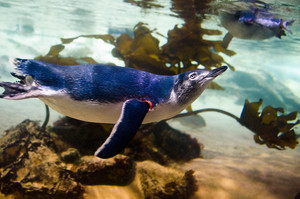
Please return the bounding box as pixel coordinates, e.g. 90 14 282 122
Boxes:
240 99 300 150
112 23 174 75
61 34 115 45
35 20 233 90
172 99 300 150
35 35 115 65
161 23 236 73
124 0 164 9
35 43 80 65
112 22 235 75
34 0 235 81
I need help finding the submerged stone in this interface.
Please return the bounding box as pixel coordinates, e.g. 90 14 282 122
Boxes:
51 117 111 156
60 148 81 163
0 120 83 198
137 161 198 199
74 155 135 185
151 122 201 162
0 119 200 198
125 122 202 163
51 117 202 165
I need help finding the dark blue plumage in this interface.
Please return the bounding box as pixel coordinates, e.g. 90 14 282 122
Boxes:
14 59 174 106
1 58 227 159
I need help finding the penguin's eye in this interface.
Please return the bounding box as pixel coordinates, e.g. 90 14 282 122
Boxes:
188 72 198 80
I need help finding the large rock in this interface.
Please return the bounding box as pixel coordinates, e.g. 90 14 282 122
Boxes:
152 121 201 162
0 120 83 199
0 119 200 198
74 155 135 185
137 161 198 199
51 117 202 165
60 148 81 163
50 117 111 155
124 121 201 163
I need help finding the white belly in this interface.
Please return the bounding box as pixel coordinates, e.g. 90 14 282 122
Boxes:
39 94 185 124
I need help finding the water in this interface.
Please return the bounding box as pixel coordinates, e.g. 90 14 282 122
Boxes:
0 0 299 198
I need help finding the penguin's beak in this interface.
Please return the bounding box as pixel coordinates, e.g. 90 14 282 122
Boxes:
207 66 227 78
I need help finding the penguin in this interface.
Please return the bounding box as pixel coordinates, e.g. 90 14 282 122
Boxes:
0 58 227 158
220 9 294 48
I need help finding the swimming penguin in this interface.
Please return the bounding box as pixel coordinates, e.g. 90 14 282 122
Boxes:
220 8 294 48
0 59 227 158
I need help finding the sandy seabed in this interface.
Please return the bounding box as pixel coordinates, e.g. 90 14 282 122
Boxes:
169 108 300 199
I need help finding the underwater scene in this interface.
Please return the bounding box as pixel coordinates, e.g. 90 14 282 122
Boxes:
0 0 300 198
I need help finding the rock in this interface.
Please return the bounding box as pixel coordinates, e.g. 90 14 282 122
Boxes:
51 117 202 165
51 117 111 155
0 120 83 198
124 121 202 164
74 155 135 185
60 148 81 163
151 122 201 162
124 127 170 165
137 161 198 199
0 120 58 167
0 120 200 198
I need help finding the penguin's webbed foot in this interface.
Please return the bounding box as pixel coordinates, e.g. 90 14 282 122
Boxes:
282 19 294 34
0 81 38 99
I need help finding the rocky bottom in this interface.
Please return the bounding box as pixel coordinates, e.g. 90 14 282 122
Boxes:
0 119 200 199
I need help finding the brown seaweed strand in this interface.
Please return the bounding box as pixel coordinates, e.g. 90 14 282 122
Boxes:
171 108 241 122
41 104 50 130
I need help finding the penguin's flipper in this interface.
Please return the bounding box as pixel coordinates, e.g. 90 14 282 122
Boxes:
222 32 234 49
95 99 150 159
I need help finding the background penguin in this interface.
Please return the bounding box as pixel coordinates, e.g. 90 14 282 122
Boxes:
220 8 294 48
0 59 227 158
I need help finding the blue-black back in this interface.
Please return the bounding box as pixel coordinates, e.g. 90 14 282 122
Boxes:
15 59 175 105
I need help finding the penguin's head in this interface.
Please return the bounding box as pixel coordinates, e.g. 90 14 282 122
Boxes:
173 66 227 104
